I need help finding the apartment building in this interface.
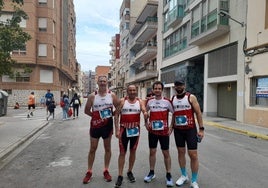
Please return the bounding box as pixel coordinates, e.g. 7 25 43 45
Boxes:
158 0 268 127
109 34 123 97
243 0 268 127
82 70 96 97
117 0 130 98
126 0 158 99
0 0 79 106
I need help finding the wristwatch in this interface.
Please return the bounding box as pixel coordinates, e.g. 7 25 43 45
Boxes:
199 127 205 131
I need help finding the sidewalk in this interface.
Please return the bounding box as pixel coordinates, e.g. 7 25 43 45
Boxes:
0 107 268 167
0 106 62 166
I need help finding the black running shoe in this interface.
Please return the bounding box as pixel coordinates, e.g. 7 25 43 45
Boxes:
114 176 123 187
127 171 136 183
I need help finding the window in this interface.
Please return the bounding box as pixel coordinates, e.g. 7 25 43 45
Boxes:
1 72 30 83
38 0 47 5
0 13 26 28
38 18 47 32
38 44 47 57
250 77 268 107
12 44 26 55
40 69 53 83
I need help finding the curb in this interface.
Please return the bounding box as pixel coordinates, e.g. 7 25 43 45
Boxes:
204 120 268 141
0 121 49 162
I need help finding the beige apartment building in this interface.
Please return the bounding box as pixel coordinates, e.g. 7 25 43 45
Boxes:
117 0 268 127
125 0 158 99
0 0 79 106
158 0 268 128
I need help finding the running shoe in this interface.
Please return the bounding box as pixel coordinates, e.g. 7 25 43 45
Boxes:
190 181 199 188
30 112 33 116
103 169 112 182
114 176 123 187
175 175 189 186
144 172 155 183
166 177 174 187
127 171 136 183
83 171 92 184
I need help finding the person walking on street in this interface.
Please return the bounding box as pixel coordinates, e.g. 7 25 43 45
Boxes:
171 79 204 188
83 75 119 184
47 100 56 120
40 96 45 107
27 91 35 118
61 94 69 120
114 85 148 187
144 81 174 187
45 89 54 115
69 93 81 119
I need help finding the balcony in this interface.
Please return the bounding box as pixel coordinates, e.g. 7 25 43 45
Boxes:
135 17 157 42
129 17 157 52
167 5 184 28
130 0 158 35
189 9 230 46
135 44 157 62
129 40 143 52
127 67 157 83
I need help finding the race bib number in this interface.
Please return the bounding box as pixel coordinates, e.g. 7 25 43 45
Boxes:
99 109 112 119
152 120 164 130
126 127 139 137
175 115 188 126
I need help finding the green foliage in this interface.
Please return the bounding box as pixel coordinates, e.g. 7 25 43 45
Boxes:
0 0 31 77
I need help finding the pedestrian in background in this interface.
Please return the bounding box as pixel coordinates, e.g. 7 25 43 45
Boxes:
61 94 69 120
47 100 56 120
83 75 118 184
171 79 204 188
45 89 54 115
40 96 45 107
27 92 35 118
113 84 148 187
144 81 174 187
69 93 81 119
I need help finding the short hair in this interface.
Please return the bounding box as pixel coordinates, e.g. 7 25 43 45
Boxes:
152 81 164 90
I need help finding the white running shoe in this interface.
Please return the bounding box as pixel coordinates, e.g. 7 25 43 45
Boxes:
190 181 199 188
144 173 155 183
175 175 189 186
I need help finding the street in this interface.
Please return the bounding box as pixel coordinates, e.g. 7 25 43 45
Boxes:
0 106 268 188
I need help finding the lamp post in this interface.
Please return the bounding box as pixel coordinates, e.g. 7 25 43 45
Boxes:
218 10 244 27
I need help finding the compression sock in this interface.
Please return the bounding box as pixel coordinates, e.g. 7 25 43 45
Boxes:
180 167 187 176
191 172 198 183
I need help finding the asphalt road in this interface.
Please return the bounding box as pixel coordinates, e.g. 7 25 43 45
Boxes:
0 110 267 188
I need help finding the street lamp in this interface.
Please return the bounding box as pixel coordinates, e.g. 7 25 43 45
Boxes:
218 10 244 27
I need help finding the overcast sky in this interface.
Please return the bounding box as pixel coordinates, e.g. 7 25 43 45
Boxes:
74 0 122 72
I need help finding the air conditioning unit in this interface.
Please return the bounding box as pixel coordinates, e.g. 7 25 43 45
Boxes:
245 56 252 63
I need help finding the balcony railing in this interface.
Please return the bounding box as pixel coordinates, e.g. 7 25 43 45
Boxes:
189 8 230 46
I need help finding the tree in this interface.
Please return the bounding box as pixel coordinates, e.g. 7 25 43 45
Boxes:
0 0 31 77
